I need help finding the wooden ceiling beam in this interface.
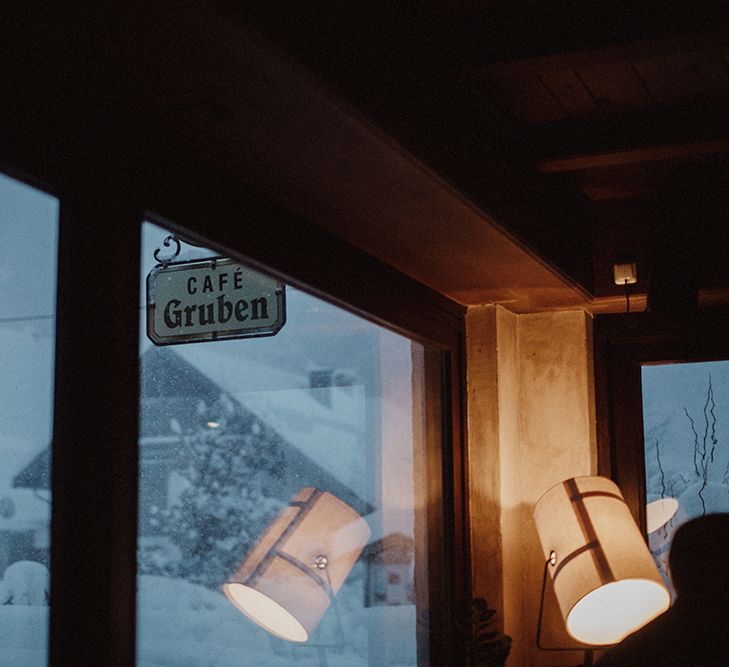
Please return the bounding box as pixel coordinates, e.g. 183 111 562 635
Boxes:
536 137 729 173
477 28 729 77
526 99 729 170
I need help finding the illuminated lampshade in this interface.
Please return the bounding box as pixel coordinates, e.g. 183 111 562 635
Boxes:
645 496 679 534
223 487 371 642
534 476 670 645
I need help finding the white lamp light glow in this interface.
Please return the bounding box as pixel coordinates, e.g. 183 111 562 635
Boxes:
224 487 371 642
534 476 670 646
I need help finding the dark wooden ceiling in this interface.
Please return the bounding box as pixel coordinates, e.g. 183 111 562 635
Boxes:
4 2 729 312
231 0 729 310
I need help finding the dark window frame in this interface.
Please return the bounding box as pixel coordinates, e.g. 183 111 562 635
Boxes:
5 163 468 666
594 309 729 532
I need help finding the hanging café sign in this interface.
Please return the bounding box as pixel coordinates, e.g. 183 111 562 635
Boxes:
147 256 286 345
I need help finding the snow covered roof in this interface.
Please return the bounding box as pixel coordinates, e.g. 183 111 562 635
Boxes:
170 345 371 502
234 388 369 501
12 447 50 490
0 436 50 531
138 346 373 512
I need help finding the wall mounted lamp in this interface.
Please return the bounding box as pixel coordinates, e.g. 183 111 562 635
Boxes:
224 487 371 642
533 476 670 663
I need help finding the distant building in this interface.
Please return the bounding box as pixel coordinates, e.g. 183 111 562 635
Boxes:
3 444 51 574
139 346 371 534
363 532 415 607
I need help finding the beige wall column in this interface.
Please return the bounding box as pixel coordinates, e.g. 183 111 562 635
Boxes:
467 306 597 666
466 306 510 620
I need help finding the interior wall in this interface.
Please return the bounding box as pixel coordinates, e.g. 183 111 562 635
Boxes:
467 306 597 666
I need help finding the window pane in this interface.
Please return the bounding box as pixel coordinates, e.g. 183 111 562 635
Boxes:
137 221 433 665
0 175 57 664
642 361 729 595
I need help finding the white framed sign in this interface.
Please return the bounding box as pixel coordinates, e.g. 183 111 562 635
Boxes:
146 257 286 345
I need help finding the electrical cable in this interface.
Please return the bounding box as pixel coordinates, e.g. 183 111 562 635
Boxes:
0 314 53 323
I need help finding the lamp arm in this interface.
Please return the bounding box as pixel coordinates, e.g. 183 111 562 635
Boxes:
536 552 594 666
321 557 346 646
294 554 346 652
536 554 552 651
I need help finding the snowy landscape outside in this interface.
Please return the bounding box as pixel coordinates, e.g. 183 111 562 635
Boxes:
642 361 729 596
136 222 428 666
0 175 57 666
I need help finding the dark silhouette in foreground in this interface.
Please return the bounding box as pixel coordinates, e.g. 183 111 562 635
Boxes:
596 513 729 666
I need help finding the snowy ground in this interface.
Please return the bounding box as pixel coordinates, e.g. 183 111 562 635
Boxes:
136 575 416 666
0 575 417 665
0 607 47 667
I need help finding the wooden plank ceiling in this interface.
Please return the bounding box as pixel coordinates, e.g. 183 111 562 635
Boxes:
5 2 729 313
478 31 729 310
233 2 729 313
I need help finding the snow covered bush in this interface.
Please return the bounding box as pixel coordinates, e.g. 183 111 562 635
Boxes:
142 395 285 589
0 561 49 606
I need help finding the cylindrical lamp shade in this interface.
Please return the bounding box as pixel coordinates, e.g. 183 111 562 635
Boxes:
645 496 680 534
534 476 669 646
224 487 371 642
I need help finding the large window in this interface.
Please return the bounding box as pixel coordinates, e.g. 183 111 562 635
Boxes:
0 174 58 664
136 221 436 665
0 173 464 663
596 312 729 597
642 361 729 595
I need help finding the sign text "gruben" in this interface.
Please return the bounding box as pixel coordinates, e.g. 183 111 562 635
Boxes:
146 257 286 345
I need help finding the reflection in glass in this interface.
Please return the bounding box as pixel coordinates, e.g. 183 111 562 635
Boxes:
137 222 430 665
0 174 58 665
642 361 729 595
645 497 679 535
224 487 371 642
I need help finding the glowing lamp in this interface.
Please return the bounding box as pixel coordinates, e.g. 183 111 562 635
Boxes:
534 476 670 646
224 487 370 642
